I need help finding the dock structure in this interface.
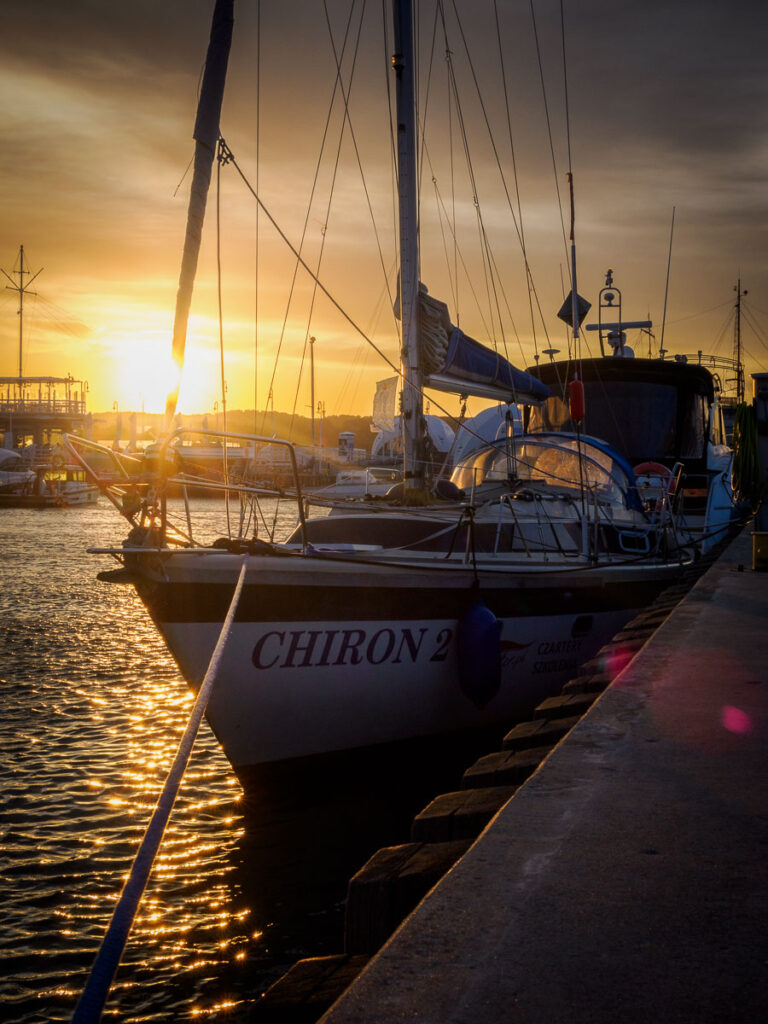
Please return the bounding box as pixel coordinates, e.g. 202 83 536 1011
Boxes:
0 375 90 449
315 525 767 1023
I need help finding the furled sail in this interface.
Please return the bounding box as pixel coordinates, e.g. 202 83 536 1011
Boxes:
165 0 234 424
415 286 550 405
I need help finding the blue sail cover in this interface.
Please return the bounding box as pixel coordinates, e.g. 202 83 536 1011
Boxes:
426 326 551 405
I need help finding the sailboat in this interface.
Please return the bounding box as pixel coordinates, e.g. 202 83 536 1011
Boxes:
67 0 706 783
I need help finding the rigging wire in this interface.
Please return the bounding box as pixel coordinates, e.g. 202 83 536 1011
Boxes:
288 0 370 431
425 147 530 368
436 0 557 365
559 0 573 180
438 1 507 358
708 307 736 357
418 2 442 198
493 0 538 361
742 305 768 352
216 141 232 537
382 0 401 351
447 28 459 322
211 0 577 460
292 0 407 424
659 206 676 352
529 0 569 266
253 0 261 432
226 147 400 378
560 0 580 363
1 294 90 339
443 1 526 266
223 143 505 455
420 143 497 343
741 299 768 369
259 0 359 436
334 272 395 414
666 299 732 326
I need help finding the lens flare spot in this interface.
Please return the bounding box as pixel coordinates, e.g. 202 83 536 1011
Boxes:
721 705 752 734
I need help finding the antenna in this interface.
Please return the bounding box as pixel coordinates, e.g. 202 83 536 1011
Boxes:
2 245 43 378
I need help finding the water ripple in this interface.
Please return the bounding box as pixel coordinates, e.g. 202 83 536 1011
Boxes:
0 503 307 1022
1 500 472 1022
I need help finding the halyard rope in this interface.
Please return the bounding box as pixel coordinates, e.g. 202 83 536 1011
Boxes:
72 555 249 1023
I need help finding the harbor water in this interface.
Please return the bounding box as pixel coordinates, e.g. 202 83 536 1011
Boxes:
1 500 474 1022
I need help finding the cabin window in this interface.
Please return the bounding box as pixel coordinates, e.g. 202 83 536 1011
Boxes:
679 393 707 457
586 382 676 459
527 396 572 432
528 381 707 461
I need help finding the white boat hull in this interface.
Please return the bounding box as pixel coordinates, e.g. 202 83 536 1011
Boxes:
129 550 677 774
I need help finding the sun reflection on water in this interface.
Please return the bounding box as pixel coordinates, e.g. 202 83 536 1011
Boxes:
0 503 298 1022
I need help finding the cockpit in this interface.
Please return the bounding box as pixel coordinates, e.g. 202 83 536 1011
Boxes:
450 435 639 509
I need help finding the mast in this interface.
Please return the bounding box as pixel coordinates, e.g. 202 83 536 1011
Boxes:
2 244 42 379
734 278 747 404
392 0 425 491
165 0 234 425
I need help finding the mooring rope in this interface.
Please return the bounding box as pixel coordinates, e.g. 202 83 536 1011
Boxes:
72 555 250 1023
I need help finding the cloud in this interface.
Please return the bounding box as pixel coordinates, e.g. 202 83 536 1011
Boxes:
2 0 767 409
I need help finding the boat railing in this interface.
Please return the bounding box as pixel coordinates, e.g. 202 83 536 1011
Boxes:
495 487 598 562
0 397 88 416
494 481 677 564
495 495 533 559
64 428 309 549
157 428 308 548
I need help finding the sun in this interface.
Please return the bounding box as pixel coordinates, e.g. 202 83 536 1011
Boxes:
103 315 227 416
111 340 179 414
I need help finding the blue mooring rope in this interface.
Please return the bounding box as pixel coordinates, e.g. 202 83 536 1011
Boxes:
72 555 249 1023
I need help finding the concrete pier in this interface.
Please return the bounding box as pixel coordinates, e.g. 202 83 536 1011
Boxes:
321 527 768 1023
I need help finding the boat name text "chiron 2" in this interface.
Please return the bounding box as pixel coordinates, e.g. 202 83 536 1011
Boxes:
251 626 453 670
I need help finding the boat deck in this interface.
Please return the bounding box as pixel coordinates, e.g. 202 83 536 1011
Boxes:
322 524 768 1023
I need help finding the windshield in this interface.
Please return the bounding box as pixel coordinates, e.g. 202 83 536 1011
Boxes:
450 438 631 507
528 381 708 460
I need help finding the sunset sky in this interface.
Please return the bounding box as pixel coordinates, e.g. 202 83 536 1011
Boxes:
1 0 767 419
